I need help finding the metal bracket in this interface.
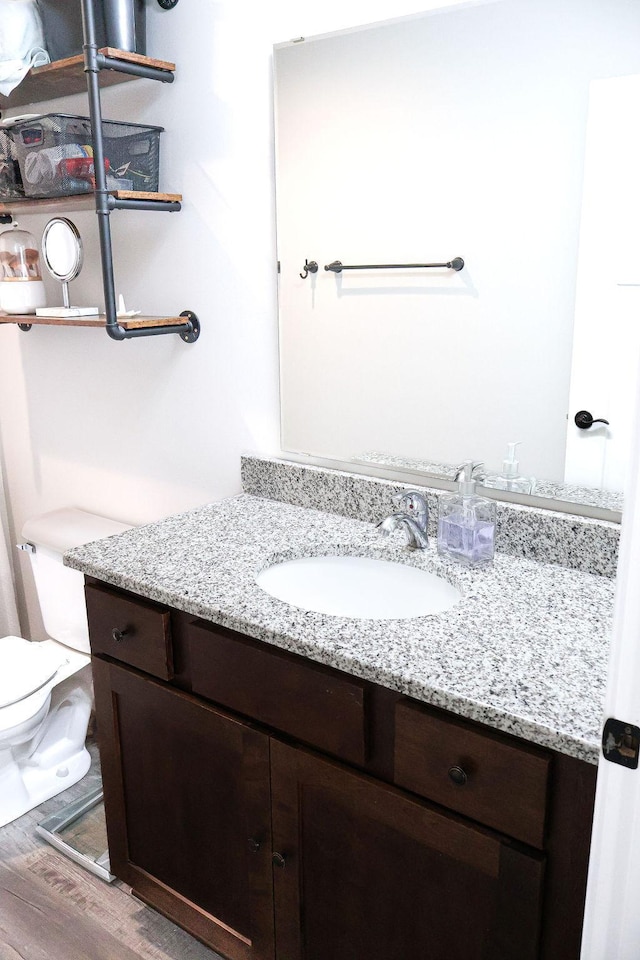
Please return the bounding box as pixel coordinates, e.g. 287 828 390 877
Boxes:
602 717 640 769
18 323 32 332
179 309 200 343
36 785 115 882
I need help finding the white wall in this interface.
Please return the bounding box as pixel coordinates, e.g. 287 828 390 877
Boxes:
275 0 640 482
0 0 459 638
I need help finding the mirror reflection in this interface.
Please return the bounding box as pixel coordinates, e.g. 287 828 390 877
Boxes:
274 0 640 516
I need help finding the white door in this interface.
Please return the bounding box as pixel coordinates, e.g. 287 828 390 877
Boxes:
580 359 640 957
565 74 640 492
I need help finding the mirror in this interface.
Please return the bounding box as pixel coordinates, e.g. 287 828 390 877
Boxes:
274 0 640 518
39 217 98 318
42 217 83 287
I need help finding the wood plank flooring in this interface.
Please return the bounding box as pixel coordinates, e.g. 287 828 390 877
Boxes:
0 740 223 960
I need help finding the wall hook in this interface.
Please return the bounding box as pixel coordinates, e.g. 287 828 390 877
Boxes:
300 260 318 279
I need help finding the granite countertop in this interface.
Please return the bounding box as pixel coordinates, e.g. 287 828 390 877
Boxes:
65 494 615 764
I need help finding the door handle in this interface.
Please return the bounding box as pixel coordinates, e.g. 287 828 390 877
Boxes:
574 410 610 430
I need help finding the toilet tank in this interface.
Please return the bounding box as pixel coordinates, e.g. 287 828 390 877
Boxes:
21 508 132 654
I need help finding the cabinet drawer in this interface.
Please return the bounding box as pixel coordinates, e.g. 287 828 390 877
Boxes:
394 700 550 848
189 620 368 765
85 583 173 681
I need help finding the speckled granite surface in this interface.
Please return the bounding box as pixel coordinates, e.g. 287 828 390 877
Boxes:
66 494 613 764
241 456 620 577
357 451 625 515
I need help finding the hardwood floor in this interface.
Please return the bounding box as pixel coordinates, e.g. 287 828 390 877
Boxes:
0 739 223 960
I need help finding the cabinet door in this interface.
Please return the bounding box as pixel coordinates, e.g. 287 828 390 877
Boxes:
270 739 544 960
92 658 275 960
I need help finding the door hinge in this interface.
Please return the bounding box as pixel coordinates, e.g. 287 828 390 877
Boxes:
602 718 640 769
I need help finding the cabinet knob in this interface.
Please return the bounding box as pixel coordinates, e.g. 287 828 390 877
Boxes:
247 838 261 853
448 765 468 786
111 627 129 643
272 852 287 868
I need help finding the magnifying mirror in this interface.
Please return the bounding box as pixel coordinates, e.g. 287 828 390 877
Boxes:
36 218 98 318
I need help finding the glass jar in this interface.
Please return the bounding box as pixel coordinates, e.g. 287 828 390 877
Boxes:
0 223 47 315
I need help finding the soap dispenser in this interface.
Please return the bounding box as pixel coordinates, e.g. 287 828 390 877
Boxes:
437 461 496 567
493 442 534 494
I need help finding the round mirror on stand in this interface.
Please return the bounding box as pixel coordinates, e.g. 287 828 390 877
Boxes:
35 218 99 318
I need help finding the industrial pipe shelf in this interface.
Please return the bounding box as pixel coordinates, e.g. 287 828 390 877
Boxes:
0 49 175 110
0 310 200 342
0 192 182 219
0 313 184 329
0 2 197 343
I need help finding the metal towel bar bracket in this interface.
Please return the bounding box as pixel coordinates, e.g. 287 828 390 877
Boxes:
324 257 464 273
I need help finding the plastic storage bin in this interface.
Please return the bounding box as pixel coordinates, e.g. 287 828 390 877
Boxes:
0 128 24 200
11 114 163 199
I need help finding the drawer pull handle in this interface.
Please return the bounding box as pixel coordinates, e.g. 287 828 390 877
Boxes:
448 765 468 786
247 838 261 853
272 852 287 868
111 627 129 643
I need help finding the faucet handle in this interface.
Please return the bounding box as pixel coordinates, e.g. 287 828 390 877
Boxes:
395 489 427 506
395 490 429 530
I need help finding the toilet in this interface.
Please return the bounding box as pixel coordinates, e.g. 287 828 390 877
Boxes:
0 507 130 829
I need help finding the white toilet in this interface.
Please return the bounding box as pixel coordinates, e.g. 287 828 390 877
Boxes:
0 507 130 829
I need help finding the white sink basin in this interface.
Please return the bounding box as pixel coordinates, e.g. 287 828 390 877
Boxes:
256 555 461 619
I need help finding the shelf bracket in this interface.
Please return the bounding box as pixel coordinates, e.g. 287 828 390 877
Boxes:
179 310 200 343
104 310 200 342
96 53 174 84
107 196 181 213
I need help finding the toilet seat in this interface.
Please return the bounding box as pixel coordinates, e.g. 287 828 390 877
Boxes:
0 636 68 709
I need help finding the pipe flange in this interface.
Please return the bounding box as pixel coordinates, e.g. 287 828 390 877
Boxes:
179 310 200 343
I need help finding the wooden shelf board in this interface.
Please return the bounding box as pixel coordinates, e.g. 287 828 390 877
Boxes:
0 314 187 330
0 49 175 110
0 192 182 216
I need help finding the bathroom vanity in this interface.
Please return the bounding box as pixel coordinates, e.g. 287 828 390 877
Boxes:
85 579 596 960
67 473 614 960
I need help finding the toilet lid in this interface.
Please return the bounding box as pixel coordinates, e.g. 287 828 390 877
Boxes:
0 636 67 708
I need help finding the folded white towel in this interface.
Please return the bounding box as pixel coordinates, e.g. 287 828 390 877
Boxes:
0 0 50 96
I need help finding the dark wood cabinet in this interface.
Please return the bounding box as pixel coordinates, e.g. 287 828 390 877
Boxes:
270 738 544 960
92 658 275 960
86 579 597 960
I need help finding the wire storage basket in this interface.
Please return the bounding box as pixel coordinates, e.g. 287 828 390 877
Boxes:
10 114 163 199
0 127 25 200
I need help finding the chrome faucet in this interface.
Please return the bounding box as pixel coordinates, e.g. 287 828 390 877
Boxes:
377 490 430 549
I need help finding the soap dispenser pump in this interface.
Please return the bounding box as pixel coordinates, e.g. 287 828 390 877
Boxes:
437 461 496 567
493 441 534 494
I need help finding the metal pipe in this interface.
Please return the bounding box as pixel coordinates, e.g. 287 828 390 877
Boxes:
82 0 119 332
96 53 174 83
324 257 464 273
108 197 181 212
107 321 195 341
